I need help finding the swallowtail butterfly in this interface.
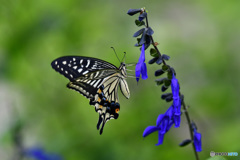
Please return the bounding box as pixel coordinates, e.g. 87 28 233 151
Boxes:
51 56 130 134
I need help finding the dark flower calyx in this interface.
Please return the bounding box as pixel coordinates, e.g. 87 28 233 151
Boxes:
170 67 176 75
134 43 140 47
179 139 192 147
155 69 165 77
139 31 147 45
133 28 145 37
162 54 170 60
138 12 147 21
155 77 167 85
146 27 154 36
145 36 152 49
148 57 158 64
161 93 172 99
165 96 173 102
161 85 169 92
156 57 163 65
161 93 173 102
127 9 142 16
144 42 151 50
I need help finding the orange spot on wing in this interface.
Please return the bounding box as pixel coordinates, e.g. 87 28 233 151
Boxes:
115 108 120 113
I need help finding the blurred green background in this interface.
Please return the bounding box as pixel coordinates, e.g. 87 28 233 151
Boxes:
0 0 240 159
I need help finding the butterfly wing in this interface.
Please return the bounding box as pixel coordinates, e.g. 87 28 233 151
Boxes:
92 73 122 134
51 56 118 81
51 56 125 134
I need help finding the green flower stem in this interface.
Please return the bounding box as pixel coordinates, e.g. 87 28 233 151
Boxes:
145 16 166 65
181 97 200 160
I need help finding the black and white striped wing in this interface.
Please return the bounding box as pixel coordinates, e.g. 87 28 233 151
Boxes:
51 56 117 81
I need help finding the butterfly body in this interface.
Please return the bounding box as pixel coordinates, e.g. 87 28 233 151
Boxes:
51 56 130 134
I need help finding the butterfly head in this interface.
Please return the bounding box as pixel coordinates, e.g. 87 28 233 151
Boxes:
119 62 127 77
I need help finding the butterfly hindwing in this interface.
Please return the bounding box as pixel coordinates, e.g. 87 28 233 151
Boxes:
93 75 121 134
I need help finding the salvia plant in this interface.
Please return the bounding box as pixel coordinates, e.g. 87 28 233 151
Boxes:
127 8 202 160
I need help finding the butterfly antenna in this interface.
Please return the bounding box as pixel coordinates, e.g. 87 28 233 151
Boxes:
111 47 121 63
121 52 126 63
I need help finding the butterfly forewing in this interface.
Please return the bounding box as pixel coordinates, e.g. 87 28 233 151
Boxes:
51 56 118 81
51 56 130 134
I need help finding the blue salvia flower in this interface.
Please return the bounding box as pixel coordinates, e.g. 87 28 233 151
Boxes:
25 147 63 160
142 74 183 145
135 43 148 82
172 96 181 128
143 106 174 145
171 74 179 98
171 73 181 127
193 129 202 152
173 114 181 128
